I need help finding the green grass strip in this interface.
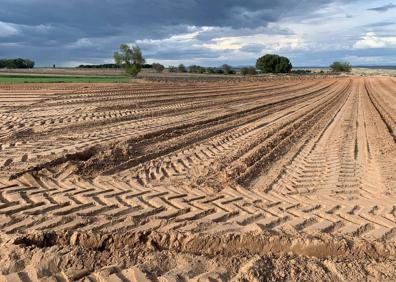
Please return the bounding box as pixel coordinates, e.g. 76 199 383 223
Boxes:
0 74 132 83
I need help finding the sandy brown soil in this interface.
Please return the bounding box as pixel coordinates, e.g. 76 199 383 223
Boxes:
0 76 395 281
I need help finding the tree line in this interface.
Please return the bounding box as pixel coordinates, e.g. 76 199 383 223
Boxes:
113 43 352 77
77 63 154 69
0 58 35 69
167 64 236 75
78 64 120 69
112 44 297 77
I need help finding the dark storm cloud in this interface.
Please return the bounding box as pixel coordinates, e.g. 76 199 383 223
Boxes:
0 0 333 30
0 1 336 54
367 3 396 12
0 0 392 66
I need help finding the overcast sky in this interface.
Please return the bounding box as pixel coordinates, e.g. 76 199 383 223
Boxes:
0 0 395 67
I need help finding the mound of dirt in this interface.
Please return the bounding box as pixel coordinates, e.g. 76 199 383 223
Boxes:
1 230 396 281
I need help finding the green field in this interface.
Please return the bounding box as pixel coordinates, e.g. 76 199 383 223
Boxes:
0 74 132 83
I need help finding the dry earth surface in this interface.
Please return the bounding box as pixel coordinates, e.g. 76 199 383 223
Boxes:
0 76 395 281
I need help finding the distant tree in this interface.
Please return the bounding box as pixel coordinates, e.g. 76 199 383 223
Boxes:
168 66 177 72
189 65 206 73
78 64 120 69
330 61 352 73
14 58 25 68
291 69 312 75
152 63 165 73
2 59 13 68
256 54 292 73
23 59 35 68
178 64 187 73
125 64 142 77
188 65 197 73
223 64 235 75
240 67 248 76
241 67 257 76
249 67 257 75
113 44 145 76
206 67 216 74
0 58 35 69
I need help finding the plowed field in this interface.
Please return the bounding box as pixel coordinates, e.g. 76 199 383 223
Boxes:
0 77 395 281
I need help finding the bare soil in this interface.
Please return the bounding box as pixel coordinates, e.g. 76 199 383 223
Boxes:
0 76 395 281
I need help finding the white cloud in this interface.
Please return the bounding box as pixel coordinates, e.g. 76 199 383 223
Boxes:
30 24 53 33
0 42 20 47
133 25 306 67
0 21 20 37
354 32 396 49
203 34 305 52
66 38 94 48
136 26 213 45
